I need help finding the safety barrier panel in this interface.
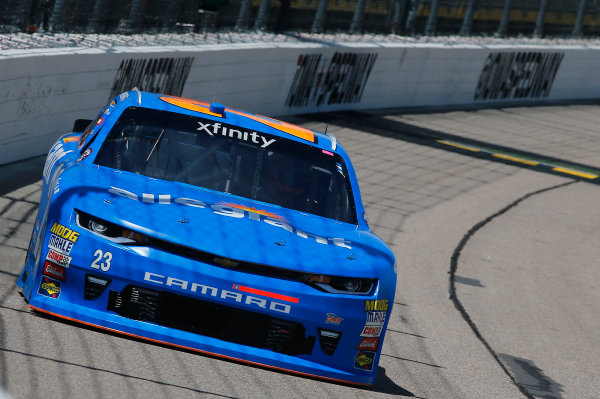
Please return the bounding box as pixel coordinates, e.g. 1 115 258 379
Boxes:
1 42 599 165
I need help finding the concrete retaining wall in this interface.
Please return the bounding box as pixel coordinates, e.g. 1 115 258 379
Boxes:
1 42 599 165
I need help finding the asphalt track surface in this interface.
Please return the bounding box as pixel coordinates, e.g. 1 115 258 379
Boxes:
2 104 600 398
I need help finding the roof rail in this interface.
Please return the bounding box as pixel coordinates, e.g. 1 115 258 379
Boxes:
327 132 337 151
132 87 141 105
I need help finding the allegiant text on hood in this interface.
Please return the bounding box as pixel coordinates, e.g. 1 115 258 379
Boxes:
108 187 352 249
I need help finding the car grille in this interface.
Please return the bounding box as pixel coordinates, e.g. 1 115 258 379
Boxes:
107 285 315 356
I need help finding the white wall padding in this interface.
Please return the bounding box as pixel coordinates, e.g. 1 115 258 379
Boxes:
1 42 598 165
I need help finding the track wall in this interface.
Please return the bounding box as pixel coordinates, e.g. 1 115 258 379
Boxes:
1 43 598 164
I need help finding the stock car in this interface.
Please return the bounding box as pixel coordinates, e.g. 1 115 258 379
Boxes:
16 89 396 385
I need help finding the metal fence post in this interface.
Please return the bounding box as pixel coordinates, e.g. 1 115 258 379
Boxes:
48 0 66 31
349 0 367 33
126 0 145 33
235 0 253 30
10 0 30 30
87 0 110 33
533 0 548 38
405 0 420 35
254 0 271 30
496 0 512 37
391 0 409 34
459 0 476 36
312 0 329 33
572 0 587 37
424 0 440 35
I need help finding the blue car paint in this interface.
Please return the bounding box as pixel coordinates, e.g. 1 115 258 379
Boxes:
17 91 396 385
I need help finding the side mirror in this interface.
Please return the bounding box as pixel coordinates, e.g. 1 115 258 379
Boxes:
73 119 93 133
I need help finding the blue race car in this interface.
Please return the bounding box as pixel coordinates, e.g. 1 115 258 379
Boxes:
17 90 396 385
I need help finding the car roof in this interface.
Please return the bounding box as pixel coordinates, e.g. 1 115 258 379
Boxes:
119 90 338 152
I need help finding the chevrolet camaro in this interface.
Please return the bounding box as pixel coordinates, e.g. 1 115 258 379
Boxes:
17 89 396 385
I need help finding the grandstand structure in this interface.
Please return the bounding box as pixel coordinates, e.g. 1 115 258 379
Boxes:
0 0 598 37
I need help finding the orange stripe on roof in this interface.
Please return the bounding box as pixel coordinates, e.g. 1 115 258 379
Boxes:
161 95 315 143
29 305 369 386
160 96 223 117
227 109 315 143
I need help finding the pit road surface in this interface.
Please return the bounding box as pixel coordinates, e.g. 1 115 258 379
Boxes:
2 104 599 398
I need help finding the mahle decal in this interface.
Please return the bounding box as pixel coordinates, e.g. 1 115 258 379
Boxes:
365 311 386 326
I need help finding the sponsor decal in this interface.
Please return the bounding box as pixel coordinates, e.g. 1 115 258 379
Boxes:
77 148 93 162
161 96 315 142
96 117 104 126
475 52 564 101
53 177 61 195
103 107 111 116
43 142 73 182
336 162 344 177
46 249 71 268
38 276 61 298
110 100 117 107
357 337 379 351
354 351 375 370
366 311 386 326
43 261 66 281
109 57 194 100
48 234 74 255
144 272 292 314
360 325 383 337
119 92 129 101
196 120 276 148
50 222 79 243
286 52 377 108
62 136 79 143
325 313 343 325
365 299 388 311
108 187 352 249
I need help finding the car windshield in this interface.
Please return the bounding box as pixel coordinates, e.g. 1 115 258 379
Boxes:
94 106 357 224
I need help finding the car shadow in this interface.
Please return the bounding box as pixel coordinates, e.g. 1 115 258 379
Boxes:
368 366 422 397
0 156 46 196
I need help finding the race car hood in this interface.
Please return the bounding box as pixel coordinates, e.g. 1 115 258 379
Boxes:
72 169 393 277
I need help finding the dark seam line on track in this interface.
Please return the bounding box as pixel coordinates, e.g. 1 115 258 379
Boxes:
0 305 30 314
2 197 39 206
0 270 19 278
386 329 426 338
380 354 444 368
309 111 600 183
448 180 575 399
0 348 239 398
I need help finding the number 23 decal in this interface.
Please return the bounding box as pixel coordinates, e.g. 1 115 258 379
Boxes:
91 249 112 271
